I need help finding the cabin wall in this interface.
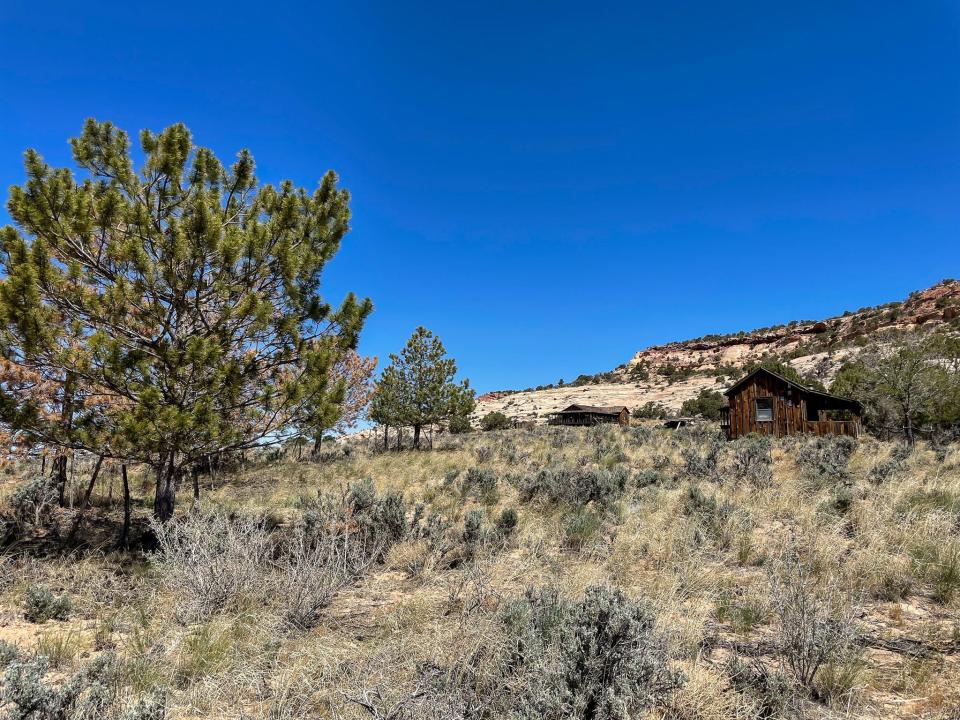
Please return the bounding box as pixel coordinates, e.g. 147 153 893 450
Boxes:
726 376 861 439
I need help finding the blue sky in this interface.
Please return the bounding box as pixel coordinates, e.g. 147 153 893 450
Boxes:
1 2 958 392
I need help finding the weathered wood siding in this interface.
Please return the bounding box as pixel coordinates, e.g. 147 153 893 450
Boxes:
726 375 860 439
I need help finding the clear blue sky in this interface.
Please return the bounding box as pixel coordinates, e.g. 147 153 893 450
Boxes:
1 2 958 392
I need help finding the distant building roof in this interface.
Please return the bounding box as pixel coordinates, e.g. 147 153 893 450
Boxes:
554 404 630 416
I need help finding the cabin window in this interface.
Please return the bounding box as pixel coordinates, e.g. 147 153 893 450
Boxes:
756 397 773 422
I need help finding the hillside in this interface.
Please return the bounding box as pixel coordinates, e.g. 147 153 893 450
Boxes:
3 428 959 718
475 280 960 424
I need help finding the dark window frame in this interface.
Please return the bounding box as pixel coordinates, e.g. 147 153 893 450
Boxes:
755 396 774 423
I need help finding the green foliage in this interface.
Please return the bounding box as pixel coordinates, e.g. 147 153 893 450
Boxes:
680 389 726 420
0 120 371 519
371 327 474 448
632 402 667 420
635 468 669 489
832 331 960 442
23 585 72 623
656 362 695 384
447 414 473 434
480 411 512 431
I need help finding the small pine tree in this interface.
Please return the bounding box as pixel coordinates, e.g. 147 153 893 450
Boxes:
374 327 474 449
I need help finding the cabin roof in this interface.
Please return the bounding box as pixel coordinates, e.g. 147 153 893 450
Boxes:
555 404 629 415
724 367 862 412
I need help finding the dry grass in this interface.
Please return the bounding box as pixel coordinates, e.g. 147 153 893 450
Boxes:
1 426 959 718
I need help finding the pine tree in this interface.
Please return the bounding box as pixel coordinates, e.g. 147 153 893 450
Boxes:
375 327 474 449
0 120 371 519
369 364 403 450
300 350 376 458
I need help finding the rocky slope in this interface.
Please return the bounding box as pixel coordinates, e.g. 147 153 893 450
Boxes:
474 279 960 425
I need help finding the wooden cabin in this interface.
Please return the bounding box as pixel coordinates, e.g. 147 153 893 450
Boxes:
549 404 631 427
720 367 862 440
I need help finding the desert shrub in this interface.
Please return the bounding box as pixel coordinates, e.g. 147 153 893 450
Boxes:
23 585 72 623
481 411 512 431
588 425 619 462
674 422 716 446
515 466 627 507
347 479 409 552
714 587 770 633
563 508 603 550
474 444 495 463
869 443 912 484
276 512 380 630
463 467 499 504
500 585 683 718
495 508 519 537
0 641 17 669
151 509 272 622
824 485 855 516
0 653 160 720
730 435 773 487
462 509 505 560
726 657 795 719
770 554 861 700
122 694 167 720
682 485 737 549
796 436 858 487
681 438 725 483
463 509 485 546
629 426 654 444
8 476 57 530
635 468 669 489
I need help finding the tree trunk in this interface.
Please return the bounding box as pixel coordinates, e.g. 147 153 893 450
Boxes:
119 464 131 550
192 466 200 504
383 425 389 451
312 434 322 460
154 452 177 522
905 408 915 445
413 424 421 450
79 455 104 509
53 454 68 505
55 372 75 506
67 455 104 542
